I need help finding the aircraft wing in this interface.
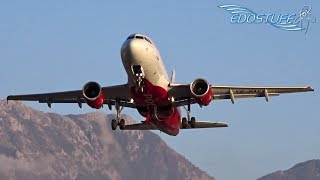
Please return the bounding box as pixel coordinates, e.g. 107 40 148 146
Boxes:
7 84 136 108
169 84 314 106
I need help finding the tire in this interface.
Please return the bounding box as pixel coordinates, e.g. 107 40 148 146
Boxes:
138 86 144 93
190 117 196 128
182 117 188 128
119 119 126 130
111 119 117 130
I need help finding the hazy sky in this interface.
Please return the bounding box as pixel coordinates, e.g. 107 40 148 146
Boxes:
0 1 319 180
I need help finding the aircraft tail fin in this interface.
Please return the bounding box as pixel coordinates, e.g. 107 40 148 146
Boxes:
170 69 176 83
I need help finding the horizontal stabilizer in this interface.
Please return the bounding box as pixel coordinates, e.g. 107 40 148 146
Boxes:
123 122 157 130
180 121 228 129
123 121 228 131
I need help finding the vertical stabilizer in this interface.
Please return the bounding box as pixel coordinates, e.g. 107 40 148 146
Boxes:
170 69 176 83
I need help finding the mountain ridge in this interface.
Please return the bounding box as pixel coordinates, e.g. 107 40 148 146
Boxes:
0 100 213 180
258 159 320 180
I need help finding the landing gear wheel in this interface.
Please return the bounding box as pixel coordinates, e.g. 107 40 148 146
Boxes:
119 119 126 130
135 85 144 93
190 117 196 128
138 86 144 93
182 99 196 128
111 119 117 130
182 117 188 129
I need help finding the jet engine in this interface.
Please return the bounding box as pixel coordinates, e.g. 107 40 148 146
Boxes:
82 81 105 109
190 78 212 106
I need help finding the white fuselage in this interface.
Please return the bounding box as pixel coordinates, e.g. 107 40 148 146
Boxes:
120 34 169 89
119 34 181 136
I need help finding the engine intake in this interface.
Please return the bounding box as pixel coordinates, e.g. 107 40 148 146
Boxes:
82 81 105 109
190 78 212 106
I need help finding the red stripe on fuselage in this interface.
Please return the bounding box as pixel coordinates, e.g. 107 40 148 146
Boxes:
131 79 169 106
130 79 180 136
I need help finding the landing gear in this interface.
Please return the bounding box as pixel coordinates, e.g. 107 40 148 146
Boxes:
119 119 125 130
132 65 144 93
190 117 196 128
135 73 144 93
182 117 188 129
111 119 117 130
111 118 126 130
135 84 144 93
111 99 126 130
181 100 197 128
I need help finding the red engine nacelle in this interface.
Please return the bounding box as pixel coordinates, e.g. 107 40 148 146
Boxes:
82 81 105 109
190 78 213 106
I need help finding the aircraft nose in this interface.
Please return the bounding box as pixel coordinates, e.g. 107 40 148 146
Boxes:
121 39 145 59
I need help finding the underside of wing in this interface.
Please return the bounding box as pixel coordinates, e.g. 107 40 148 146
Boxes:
168 83 314 106
7 84 135 108
7 90 83 107
123 123 158 130
212 86 314 103
180 121 228 129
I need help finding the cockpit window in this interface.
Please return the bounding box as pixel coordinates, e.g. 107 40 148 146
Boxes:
144 37 152 44
136 36 144 39
127 35 152 44
127 35 135 40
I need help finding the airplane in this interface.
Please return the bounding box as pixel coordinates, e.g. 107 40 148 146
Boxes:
7 33 314 136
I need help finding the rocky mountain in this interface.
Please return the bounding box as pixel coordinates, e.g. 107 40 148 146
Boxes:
258 160 320 180
0 100 213 180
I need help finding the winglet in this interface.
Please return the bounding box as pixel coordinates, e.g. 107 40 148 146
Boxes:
307 86 314 91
